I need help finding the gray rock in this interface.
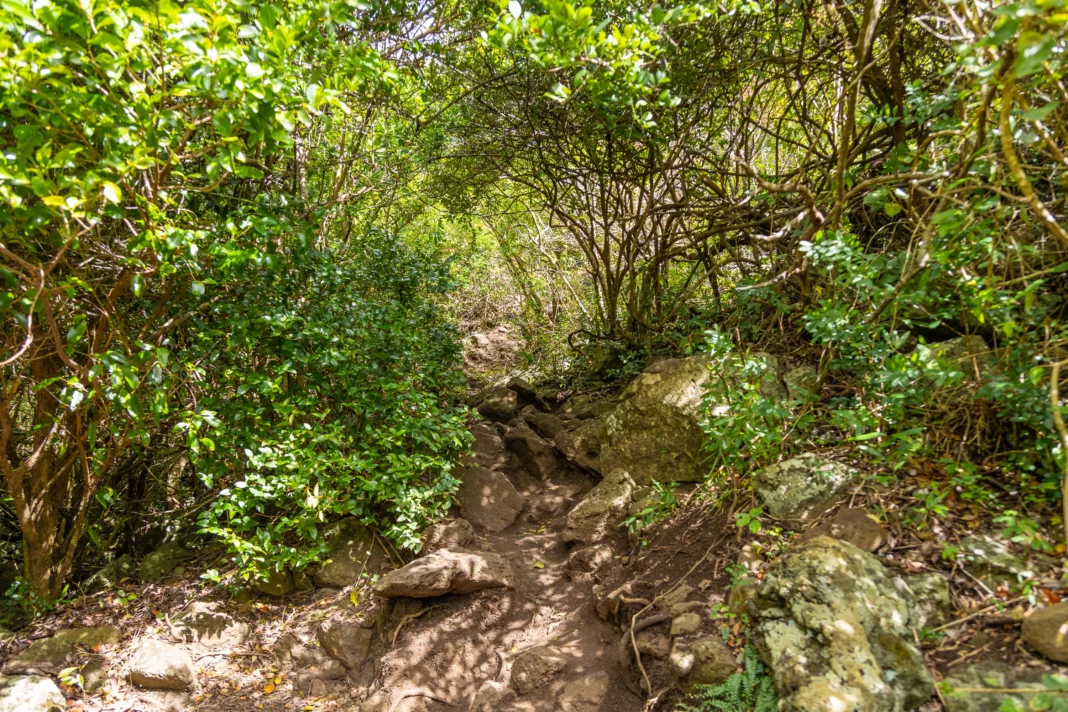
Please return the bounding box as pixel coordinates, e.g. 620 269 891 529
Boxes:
636 628 671 659
959 534 1046 588
750 536 935 712
905 572 953 629
525 412 566 439
504 426 558 479
253 569 294 597
752 454 856 521
942 662 1049 712
601 354 783 485
1022 601 1068 662
85 554 136 592
508 377 549 410
921 335 996 380
783 365 820 402
562 469 635 544
171 602 249 648
510 645 567 695
554 418 604 473
128 639 197 690
375 549 514 598
138 541 193 581
17 626 122 666
671 612 702 637
456 467 525 532
0 674 64 712
421 518 475 553
274 631 330 668
565 543 614 576
317 619 373 668
559 394 616 420
474 386 517 422
673 635 736 689
800 507 888 551
466 422 510 470
311 517 388 588
559 672 609 712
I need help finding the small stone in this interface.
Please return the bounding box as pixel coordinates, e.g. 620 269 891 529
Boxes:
128 639 197 690
669 601 706 617
752 454 856 521
0 674 64 712
254 569 294 596
510 645 567 694
668 641 695 677
1021 601 1068 662
138 541 194 581
85 554 136 593
658 584 694 611
800 507 888 552
421 518 475 553
456 467 525 532
559 672 609 712
375 549 514 598
683 635 737 688
466 422 510 470
565 544 614 576
635 629 671 659
171 602 250 648
671 612 702 637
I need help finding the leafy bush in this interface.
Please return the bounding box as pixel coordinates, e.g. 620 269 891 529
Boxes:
187 234 470 581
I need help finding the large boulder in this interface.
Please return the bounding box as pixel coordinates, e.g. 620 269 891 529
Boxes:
456 467 525 532
1022 602 1068 662
752 454 856 521
749 536 936 712
504 425 558 479
128 639 198 690
472 386 517 422
601 355 784 484
311 517 388 588
171 602 250 648
375 549 514 598
562 469 634 544
465 422 510 471
0 675 64 712
554 419 604 473
138 541 193 581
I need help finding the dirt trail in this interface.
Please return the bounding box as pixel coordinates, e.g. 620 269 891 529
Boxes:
368 428 642 712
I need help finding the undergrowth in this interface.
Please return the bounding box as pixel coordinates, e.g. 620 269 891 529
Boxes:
676 645 778 712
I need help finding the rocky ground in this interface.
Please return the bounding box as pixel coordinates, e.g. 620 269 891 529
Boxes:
1 342 1067 712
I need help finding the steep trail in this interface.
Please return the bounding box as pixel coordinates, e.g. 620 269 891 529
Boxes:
366 415 642 712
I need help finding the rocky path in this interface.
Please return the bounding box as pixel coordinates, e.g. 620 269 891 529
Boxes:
363 390 641 712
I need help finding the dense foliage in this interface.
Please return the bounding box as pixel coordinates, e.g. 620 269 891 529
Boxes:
2 0 1067 606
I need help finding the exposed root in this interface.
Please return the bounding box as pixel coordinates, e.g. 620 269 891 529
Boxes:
391 603 444 647
388 687 456 712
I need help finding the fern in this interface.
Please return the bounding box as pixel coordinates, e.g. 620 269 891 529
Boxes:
677 646 778 712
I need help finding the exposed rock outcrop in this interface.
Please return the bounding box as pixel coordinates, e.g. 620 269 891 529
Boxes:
472 385 517 422
138 541 193 581
421 518 475 552
504 425 558 479
749 536 936 712
311 517 388 588
0 674 64 712
554 418 604 473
